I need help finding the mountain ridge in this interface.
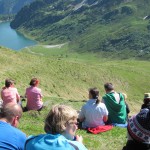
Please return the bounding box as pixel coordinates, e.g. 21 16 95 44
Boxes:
10 0 150 59
0 0 35 15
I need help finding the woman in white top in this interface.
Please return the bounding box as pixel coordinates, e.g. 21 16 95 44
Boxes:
79 87 108 129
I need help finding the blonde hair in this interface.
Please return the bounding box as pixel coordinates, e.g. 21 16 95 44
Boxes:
44 105 78 134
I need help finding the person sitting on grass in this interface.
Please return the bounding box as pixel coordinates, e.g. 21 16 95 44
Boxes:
25 104 87 150
102 83 127 127
1 79 20 106
141 93 150 109
78 87 108 129
0 102 26 150
123 106 150 150
23 78 43 112
122 93 130 119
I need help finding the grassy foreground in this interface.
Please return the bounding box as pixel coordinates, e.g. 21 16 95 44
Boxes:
0 44 150 150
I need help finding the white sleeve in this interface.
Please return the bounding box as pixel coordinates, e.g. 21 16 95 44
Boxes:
78 105 85 120
102 103 108 116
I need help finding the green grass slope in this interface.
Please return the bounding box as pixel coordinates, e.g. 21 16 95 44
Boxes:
0 45 150 150
0 45 149 110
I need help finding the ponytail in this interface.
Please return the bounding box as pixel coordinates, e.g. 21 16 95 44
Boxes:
89 88 100 105
96 96 100 105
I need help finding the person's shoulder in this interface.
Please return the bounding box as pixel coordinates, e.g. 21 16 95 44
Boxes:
83 99 91 107
102 94 107 99
118 92 123 96
69 140 88 150
11 87 18 92
34 86 41 91
13 126 26 137
26 86 31 90
99 102 106 107
97 103 107 110
26 134 44 142
1 87 7 92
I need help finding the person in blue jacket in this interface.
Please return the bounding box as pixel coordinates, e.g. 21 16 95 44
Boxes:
25 104 87 150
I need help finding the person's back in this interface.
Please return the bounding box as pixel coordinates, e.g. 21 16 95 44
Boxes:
80 102 108 128
102 83 127 124
79 88 108 128
0 103 26 150
1 79 20 106
25 78 43 111
26 86 43 110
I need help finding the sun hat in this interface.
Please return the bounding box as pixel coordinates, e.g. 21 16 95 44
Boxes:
127 108 150 143
144 93 150 99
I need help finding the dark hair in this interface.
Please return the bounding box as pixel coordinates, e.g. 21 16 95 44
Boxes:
104 83 114 91
5 79 14 88
147 102 150 109
30 78 39 86
89 87 100 104
144 98 150 105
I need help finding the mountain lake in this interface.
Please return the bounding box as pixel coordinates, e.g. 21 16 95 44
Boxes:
0 22 37 50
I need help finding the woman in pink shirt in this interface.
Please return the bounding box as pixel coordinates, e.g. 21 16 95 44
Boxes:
24 78 43 111
1 79 20 106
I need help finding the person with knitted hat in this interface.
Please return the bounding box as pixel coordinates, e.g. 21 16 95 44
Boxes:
123 107 150 150
141 93 150 109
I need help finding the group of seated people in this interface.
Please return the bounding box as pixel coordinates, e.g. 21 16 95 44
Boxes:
0 79 149 150
0 78 43 112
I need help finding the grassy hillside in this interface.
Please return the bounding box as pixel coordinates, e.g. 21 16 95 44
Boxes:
0 45 150 149
0 44 149 110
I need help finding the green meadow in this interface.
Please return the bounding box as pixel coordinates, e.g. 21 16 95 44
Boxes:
0 44 150 150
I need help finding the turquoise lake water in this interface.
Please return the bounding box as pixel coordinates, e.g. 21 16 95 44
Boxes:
0 22 37 50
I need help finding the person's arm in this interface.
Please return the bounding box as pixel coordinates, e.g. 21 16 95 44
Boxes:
39 88 43 101
15 89 20 103
103 115 108 123
102 103 109 123
16 94 20 103
125 102 130 114
78 106 85 122
1 90 4 100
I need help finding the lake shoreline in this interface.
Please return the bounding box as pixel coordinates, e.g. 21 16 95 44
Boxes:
0 21 37 50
